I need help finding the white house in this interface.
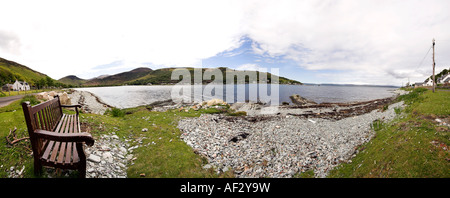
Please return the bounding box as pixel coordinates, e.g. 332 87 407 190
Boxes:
437 73 450 84
12 80 30 91
424 78 434 86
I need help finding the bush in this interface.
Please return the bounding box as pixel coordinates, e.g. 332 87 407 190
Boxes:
110 108 125 117
20 95 40 106
397 87 428 105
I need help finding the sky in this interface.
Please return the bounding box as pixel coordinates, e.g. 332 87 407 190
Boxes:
1 0 450 86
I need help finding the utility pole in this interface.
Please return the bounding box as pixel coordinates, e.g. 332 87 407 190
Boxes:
432 38 436 93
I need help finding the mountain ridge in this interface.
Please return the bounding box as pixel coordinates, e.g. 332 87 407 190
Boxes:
58 67 302 87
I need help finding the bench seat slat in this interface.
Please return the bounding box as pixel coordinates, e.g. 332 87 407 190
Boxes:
41 114 67 160
41 114 81 165
48 114 70 163
56 115 72 164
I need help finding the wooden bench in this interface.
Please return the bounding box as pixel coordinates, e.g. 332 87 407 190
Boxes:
22 95 95 178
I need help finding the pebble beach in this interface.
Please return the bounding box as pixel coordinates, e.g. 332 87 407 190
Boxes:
178 101 405 178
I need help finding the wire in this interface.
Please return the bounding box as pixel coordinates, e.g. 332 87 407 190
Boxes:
416 45 432 70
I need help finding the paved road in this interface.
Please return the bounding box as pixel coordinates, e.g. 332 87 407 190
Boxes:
0 95 27 108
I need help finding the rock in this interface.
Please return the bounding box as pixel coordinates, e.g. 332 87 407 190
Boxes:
289 94 317 106
142 128 148 132
87 154 101 163
35 92 47 100
111 135 119 140
102 152 113 159
48 91 57 97
119 146 127 154
58 92 71 105
206 98 227 106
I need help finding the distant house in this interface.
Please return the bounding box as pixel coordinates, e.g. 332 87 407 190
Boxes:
12 80 30 91
414 82 425 87
424 78 434 86
437 73 450 84
2 84 13 91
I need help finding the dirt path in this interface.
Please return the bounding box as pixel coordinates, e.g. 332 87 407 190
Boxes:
0 95 26 108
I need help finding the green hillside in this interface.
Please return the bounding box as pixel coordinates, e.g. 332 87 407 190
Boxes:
58 75 87 86
83 67 153 86
127 67 302 85
63 66 302 87
0 57 49 86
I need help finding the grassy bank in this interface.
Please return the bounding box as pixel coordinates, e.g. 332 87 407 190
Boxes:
328 88 449 178
0 96 39 177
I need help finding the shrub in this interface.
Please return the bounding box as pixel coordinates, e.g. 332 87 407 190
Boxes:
110 108 125 117
397 87 427 105
20 95 40 106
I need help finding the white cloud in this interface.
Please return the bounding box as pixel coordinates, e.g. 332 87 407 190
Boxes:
236 63 265 72
1 0 449 85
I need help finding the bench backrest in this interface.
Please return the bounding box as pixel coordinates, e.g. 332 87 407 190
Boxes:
22 95 63 155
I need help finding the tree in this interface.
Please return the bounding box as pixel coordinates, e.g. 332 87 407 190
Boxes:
45 76 54 88
37 78 47 89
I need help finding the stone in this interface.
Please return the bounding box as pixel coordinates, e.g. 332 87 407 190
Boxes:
58 92 71 105
142 128 148 132
102 152 113 159
87 154 101 163
48 91 57 97
119 146 127 154
289 94 317 106
206 98 227 106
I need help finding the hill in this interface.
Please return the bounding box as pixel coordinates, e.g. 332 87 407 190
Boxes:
127 67 302 85
62 67 301 87
58 75 87 86
83 67 153 86
0 57 49 86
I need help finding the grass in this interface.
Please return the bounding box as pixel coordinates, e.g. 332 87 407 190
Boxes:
328 88 450 178
0 89 48 98
0 97 37 178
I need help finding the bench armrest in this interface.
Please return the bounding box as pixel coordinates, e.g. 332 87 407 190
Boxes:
61 104 82 108
61 104 82 115
34 129 95 146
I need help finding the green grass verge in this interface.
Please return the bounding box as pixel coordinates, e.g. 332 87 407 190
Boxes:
328 89 450 178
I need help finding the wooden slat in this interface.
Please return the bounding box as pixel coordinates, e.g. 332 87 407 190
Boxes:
37 111 45 130
44 106 51 131
48 103 55 130
72 115 79 163
57 115 72 164
41 114 67 160
49 115 71 163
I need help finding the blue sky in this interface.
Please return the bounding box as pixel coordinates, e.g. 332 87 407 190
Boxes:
201 36 325 84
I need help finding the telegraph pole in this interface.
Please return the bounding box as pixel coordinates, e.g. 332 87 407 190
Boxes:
432 38 436 93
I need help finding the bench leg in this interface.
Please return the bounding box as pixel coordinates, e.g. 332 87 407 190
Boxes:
34 159 42 176
79 162 86 178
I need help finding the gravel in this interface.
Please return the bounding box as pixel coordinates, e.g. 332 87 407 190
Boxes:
178 101 404 178
69 90 111 115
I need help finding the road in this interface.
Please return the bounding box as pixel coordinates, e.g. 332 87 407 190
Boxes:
0 95 27 108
